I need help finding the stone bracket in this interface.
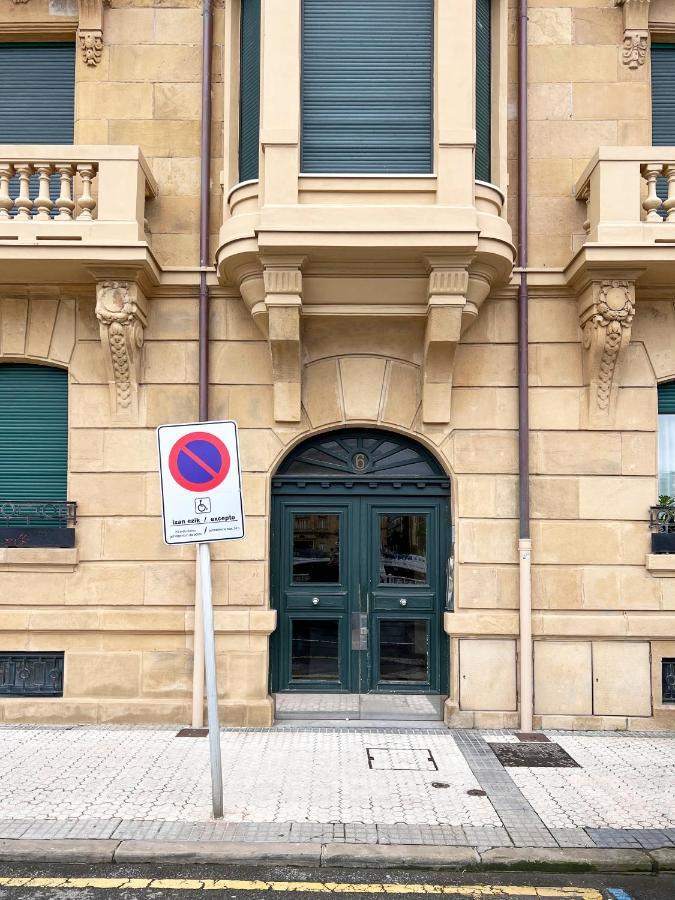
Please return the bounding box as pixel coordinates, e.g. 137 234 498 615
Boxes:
95 280 147 422
614 0 650 69
78 0 104 66
578 279 635 428
422 268 468 424
263 264 303 424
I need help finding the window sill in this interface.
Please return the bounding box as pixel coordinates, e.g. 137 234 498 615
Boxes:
646 553 675 576
0 548 79 573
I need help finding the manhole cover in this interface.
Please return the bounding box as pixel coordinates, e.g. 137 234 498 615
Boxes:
367 748 438 771
515 732 550 742
489 742 580 768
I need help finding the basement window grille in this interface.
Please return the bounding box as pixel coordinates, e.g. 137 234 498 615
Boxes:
0 652 64 697
663 658 675 704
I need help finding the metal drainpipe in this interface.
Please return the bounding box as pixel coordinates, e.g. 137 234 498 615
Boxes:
517 0 533 733
191 0 214 729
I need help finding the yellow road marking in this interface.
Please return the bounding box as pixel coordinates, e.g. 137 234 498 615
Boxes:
0 876 604 899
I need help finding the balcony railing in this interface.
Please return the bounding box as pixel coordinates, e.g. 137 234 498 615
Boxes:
650 504 675 554
0 145 157 244
0 500 77 549
576 147 675 245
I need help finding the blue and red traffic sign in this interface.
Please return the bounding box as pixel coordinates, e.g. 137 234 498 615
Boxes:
168 431 230 492
157 420 244 545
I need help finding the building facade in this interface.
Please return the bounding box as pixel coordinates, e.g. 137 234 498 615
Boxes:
1 0 675 729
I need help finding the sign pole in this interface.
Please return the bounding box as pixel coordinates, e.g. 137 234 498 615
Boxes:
198 540 223 818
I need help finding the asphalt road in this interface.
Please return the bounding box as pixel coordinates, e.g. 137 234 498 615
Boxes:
0 862 673 900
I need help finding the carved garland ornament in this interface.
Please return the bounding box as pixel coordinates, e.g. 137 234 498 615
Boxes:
95 281 147 419
614 0 651 69
580 280 635 424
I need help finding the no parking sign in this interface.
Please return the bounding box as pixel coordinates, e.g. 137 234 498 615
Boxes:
157 421 244 545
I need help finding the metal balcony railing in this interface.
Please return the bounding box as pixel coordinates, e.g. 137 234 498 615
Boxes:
0 500 77 548
650 505 675 553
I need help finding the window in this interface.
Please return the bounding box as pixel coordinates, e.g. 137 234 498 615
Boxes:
0 364 69 535
239 0 261 182
476 0 491 182
0 42 75 210
651 43 675 208
658 382 675 496
301 0 433 174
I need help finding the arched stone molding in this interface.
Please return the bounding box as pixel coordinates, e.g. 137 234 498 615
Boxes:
0 292 76 366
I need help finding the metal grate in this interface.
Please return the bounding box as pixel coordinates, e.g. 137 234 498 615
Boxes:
366 747 437 771
489 742 580 768
662 658 675 703
0 652 64 697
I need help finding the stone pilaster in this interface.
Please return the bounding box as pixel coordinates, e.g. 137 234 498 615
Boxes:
95 281 147 422
422 267 468 424
578 279 635 428
263 263 303 423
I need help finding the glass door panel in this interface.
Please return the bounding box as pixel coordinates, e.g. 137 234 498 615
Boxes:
378 618 429 683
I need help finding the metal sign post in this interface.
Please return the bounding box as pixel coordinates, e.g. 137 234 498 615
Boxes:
157 420 244 819
198 540 223 817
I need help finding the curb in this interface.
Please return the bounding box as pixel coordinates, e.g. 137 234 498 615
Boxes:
0 838 668 873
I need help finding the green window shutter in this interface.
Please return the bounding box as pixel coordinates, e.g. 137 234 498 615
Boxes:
658 382 675 414
651 43 675 209
476 0 491 183
301 0 433 174
0 364 68 501
0 42 74 143
239 0 261 182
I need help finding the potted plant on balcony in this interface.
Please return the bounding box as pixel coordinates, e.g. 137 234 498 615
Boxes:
650 495 675 553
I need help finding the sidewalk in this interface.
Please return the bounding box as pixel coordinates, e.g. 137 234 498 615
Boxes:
0 723 674 871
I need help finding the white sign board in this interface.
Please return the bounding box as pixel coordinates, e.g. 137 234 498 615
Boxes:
157 420 245 545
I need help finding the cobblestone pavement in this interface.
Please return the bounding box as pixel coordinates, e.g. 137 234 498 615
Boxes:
0 725 674 850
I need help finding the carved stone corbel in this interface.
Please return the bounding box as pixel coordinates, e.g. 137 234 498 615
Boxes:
263 264 303 423
614 0 650 69
95 281 147 421
78 0 104 66
578 279 635 428
422 267 468 424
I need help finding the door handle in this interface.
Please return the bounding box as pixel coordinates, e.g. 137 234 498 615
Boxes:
399 598 407 607
312 597 320 606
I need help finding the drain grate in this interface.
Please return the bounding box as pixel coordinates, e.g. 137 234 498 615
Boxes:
489 742 580 768
176 728 208 737
367 748 438 771
515 732 550 742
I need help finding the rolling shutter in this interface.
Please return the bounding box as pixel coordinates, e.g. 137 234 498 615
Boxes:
658 382 675 414
0 364 68 501
651 43 675 209
0 42 74 143
239 0 261 183
301 0 433 174
476 0 491 183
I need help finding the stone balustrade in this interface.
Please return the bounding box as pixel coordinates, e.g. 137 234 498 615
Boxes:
0 145 157 243
576 147 675 244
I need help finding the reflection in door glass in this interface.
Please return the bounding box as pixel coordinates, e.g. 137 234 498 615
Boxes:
291 620 340 680
379 514 427 584
292 514 340 583
379 620 428 682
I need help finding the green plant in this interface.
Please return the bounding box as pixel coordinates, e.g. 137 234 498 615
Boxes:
658 495 675 507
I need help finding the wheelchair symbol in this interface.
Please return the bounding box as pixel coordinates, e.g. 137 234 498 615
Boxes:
195 497 211 514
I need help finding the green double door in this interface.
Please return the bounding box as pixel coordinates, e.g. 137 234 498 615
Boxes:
271 495 449 694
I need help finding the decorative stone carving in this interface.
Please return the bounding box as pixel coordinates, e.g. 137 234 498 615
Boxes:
578 280 635 427
422 266 468 424
263 262 304 424
78 0 104 66
95 281 147 420
614 0 650 69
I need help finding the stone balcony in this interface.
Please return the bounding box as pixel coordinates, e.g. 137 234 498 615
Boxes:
570 146 675 293
216 173 515 425
0 145 159 287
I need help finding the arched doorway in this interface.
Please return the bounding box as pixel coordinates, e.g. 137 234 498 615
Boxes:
270 429 451 717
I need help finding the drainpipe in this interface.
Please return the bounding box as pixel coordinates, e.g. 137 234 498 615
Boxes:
517 0 533 733
191 0 214 729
